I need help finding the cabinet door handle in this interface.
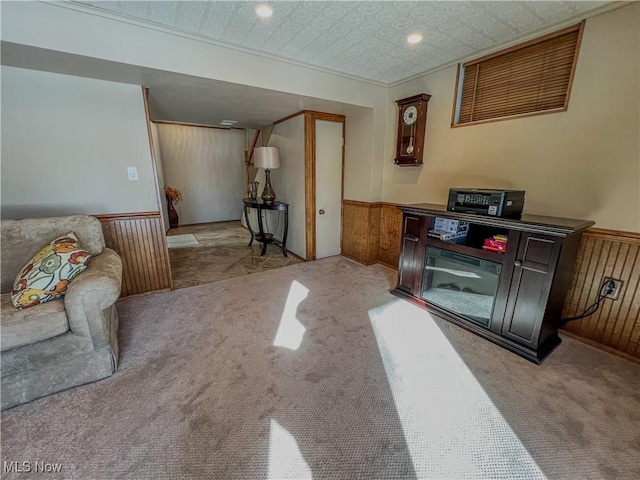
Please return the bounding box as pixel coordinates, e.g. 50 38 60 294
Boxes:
514 260 522 267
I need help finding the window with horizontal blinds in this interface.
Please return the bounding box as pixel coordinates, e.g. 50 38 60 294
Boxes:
453 22 584 126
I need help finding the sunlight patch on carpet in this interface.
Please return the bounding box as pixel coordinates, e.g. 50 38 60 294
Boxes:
167 234 199 249
368 299 547 479
268 419 312 480
273 280 308 351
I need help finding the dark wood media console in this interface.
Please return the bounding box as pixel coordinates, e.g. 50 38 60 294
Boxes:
391 203 594 363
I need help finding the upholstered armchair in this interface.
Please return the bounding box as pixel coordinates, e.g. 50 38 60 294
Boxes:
1 216 122 410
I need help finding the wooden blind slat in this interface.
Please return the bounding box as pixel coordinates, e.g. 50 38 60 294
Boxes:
479 43 578 71
475 57 576 78
474 93 567 108
473 99 567 116
475 79 574 99
455 22 583 125
474 60 576 88
474 64 575 87
474 95 568 110
474 92 568 109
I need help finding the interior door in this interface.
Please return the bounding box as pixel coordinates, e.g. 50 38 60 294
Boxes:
315 119 343 259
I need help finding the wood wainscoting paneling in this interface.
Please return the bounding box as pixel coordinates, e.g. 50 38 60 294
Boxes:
341 200 402 267
369 204 382 265
378 204 403 268
341 200 640 360
95 212 172 297
341 200 379 265
562 228 640 359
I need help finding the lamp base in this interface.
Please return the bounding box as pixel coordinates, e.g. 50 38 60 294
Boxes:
261 169 276 203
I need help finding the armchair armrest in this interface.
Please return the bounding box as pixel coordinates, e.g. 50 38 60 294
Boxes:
64 248 123 348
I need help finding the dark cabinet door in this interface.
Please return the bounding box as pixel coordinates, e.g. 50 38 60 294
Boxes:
397 214 426 295
502 233 561 348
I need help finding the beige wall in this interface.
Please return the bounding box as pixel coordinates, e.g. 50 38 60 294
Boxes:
156 124 246 225
1 66 158 218
383 4 640 232
345 108 378 201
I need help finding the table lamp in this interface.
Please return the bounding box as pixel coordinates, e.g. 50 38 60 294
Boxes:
253 146 280 203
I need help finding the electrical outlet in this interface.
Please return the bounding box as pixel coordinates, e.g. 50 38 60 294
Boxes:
127 166 139 181
603 277 623 300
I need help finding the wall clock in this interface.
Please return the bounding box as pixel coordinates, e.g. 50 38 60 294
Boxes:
394 93 431 166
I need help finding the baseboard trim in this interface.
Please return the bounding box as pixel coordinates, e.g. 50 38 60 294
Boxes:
340 251 374 266
171 219 242 228
560 330 640 364
378 261 398 270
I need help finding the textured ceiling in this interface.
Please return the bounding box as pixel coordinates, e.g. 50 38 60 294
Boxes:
74 1 612 84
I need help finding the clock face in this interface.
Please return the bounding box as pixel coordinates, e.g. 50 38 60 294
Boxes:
403 105 418 125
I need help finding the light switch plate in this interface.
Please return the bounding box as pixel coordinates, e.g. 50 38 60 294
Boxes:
127 166 139 181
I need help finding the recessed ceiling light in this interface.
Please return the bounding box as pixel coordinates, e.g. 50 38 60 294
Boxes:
220 120 238 126
407 33 423 45
255 4 273 18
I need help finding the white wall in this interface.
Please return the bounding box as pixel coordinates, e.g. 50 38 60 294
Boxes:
265 115 306 258
1 66 158 218
383 4 640 232
1 1 389 203
156 124 245 225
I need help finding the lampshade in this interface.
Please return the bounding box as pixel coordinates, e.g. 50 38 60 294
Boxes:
253 147 280 170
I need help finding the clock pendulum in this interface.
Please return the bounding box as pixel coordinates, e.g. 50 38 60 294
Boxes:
406 121 415 155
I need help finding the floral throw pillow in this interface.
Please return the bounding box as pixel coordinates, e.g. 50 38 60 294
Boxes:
11 232 93 309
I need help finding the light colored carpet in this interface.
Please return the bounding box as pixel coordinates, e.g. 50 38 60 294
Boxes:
166 233 199 249
1 257 639 479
